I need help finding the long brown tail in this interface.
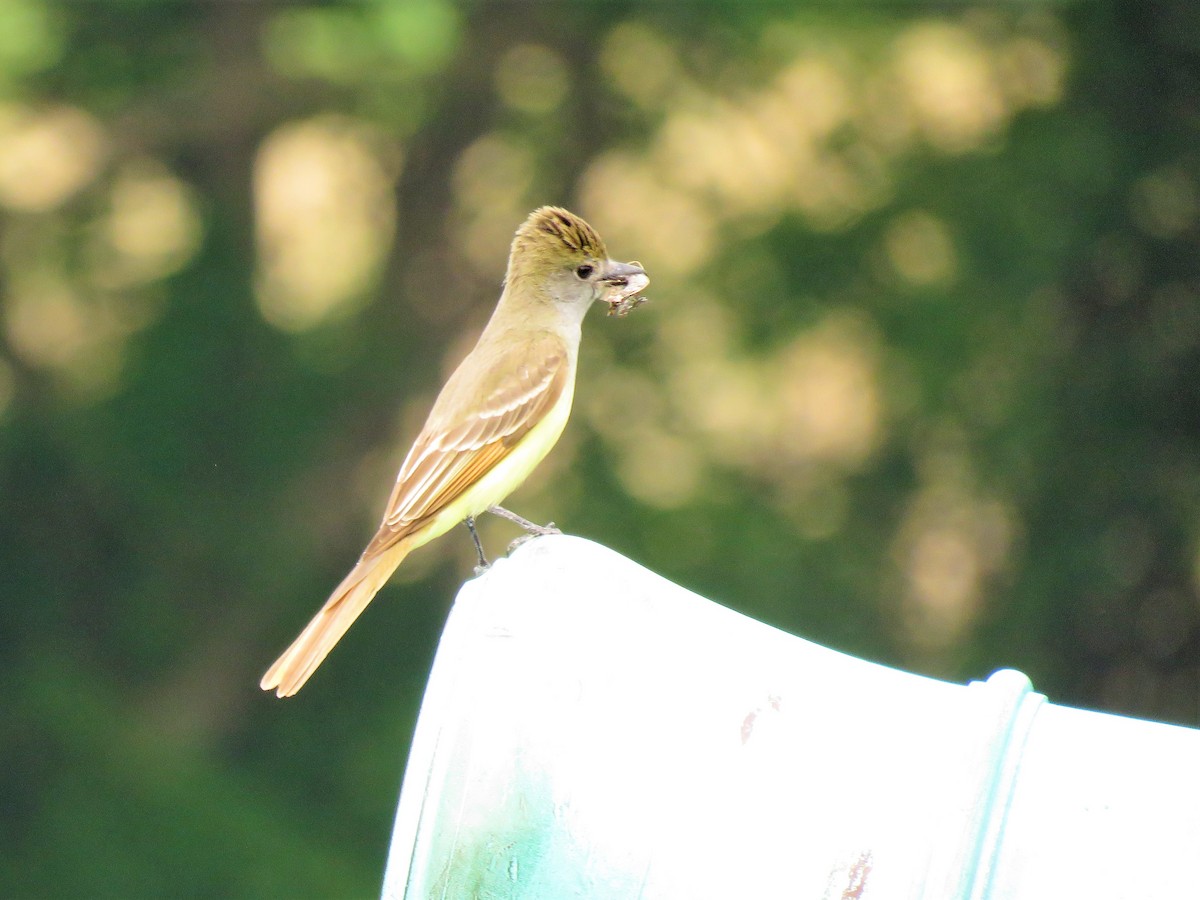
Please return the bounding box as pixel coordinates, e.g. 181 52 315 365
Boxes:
260 541 412 697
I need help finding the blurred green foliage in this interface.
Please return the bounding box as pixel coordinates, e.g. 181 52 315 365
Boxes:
1 1 1198 895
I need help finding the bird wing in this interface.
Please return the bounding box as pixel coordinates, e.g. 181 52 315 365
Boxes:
362 329 569 558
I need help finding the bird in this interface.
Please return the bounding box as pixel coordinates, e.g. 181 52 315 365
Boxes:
260 206 649 697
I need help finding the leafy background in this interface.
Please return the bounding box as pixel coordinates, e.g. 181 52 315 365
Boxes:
2 1 1198 895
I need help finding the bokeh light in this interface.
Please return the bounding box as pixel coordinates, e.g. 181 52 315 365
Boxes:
0 104 105 212
93 160 203 288
452 133 535 275
254 116 399 332
495 44 568 115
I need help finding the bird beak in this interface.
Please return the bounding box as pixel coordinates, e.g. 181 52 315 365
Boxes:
599 260 649 318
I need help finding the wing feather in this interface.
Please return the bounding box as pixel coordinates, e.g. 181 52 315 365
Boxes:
362 332 569 558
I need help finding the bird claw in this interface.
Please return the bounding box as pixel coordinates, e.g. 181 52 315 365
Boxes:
507 523 560 553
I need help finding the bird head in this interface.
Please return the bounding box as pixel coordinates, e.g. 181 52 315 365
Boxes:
506 207 648 320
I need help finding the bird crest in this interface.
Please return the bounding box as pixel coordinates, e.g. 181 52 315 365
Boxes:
511 206 608 263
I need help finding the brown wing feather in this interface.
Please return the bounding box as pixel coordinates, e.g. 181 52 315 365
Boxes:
361 331 568 558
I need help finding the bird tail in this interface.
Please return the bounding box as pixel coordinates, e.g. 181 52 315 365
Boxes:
260 540 412 697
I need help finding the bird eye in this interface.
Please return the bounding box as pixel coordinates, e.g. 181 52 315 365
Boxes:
575 264 594 280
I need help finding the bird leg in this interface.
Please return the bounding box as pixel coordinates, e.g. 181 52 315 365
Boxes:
465 516 489 575
487 505 561 553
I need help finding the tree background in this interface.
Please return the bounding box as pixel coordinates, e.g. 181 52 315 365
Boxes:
2 1 1198 895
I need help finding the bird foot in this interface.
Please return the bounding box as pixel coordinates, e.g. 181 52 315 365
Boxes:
506 525 558 554
483 506 561 555
487 506 561 535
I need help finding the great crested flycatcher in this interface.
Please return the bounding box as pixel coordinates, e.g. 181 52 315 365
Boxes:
261 207 648 696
